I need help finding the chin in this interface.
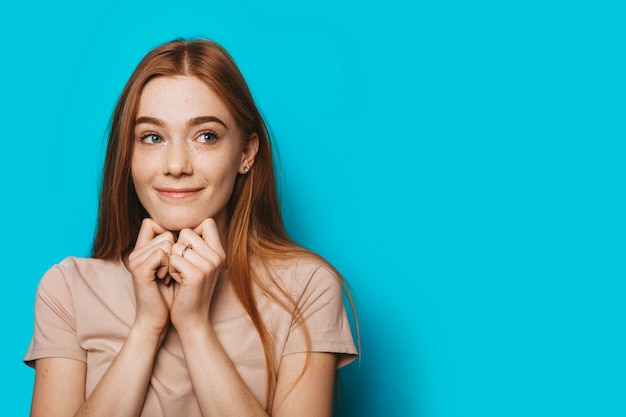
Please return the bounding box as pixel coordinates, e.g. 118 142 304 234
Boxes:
149 207 227 233
153 215 204 232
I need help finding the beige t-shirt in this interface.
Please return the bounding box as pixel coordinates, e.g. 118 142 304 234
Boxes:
24 256 357 415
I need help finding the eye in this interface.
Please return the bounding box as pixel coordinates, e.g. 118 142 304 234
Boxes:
198 130 218 143
139 133 163 144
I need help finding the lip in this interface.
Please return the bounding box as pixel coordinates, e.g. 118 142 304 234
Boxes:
155 187 204 199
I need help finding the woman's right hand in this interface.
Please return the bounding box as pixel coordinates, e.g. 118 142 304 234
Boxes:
126 218 175 337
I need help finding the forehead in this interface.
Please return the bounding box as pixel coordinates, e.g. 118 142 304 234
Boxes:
137 75 233 123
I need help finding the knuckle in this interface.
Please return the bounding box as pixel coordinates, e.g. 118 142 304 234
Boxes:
201 218 216 229
207 252 225 268
133 263 151 277
154 247 169 258
178 228 193 241
162 231 175 242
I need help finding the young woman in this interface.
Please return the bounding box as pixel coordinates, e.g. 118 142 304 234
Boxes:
25 38 357 417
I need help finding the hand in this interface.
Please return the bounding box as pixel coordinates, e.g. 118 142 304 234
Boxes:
168 218 226 333
127 218 176 336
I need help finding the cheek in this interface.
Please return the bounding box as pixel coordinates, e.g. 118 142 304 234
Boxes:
130 162 152 202
130 176 148 209
130 151 152 181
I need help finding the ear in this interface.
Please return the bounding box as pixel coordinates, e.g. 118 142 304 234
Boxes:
240 132 259 174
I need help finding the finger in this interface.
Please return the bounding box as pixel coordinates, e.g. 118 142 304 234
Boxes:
162 274 172 286
193 219 225 257
174 229 203 260
176 228 224 268
129 238 173 271
173 237 196 258
135 218 169 249
169 238 196 276
170 242 201 266
167 258 187 285
169 241 223 290
156 265 169 280
134 247 170 282
168 248 211 285
129 220 175 269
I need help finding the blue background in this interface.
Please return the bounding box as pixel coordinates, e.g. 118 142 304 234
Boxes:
2 1 624 416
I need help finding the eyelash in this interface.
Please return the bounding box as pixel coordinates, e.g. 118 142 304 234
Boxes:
137 130 220 144
139 132 162 144
198 130 219 143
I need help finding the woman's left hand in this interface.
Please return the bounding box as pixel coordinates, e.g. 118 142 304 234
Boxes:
168 218 226 333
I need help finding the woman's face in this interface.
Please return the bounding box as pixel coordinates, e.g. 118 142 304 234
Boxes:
131 75 257 232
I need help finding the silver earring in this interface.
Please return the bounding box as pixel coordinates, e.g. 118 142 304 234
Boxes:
243 166 249 173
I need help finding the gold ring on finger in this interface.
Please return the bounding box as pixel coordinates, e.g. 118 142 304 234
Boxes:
181 243 193 258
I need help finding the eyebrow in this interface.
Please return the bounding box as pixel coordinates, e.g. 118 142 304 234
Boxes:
134 116 228 129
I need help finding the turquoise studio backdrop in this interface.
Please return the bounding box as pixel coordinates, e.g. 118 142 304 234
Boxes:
1 1 624 416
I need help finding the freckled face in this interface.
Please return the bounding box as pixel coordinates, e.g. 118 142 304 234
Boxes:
131 75 249 232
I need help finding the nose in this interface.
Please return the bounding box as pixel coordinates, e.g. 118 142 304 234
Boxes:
164 139 193 177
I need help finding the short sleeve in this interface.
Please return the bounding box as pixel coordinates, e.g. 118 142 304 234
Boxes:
283 265 357 368
24 264 87 367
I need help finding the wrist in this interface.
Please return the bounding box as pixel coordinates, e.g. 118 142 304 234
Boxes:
171 312 212 335
175 320 216 345
129 320 169 346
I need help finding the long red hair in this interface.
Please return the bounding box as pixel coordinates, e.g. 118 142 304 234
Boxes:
92 38 355 409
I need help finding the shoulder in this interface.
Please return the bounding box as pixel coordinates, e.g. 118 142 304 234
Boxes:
260 256 343 300
54 256 124 274
38 257 127 293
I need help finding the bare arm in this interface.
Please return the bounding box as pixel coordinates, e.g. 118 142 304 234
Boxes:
272 352 338 417
31 358 86 417
30 334 340 417
73 329 163 417
31 219 175 417
31 329 163 417
178 325 268 416
179 325 338 417
169 220 340 417
168 221 267 415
